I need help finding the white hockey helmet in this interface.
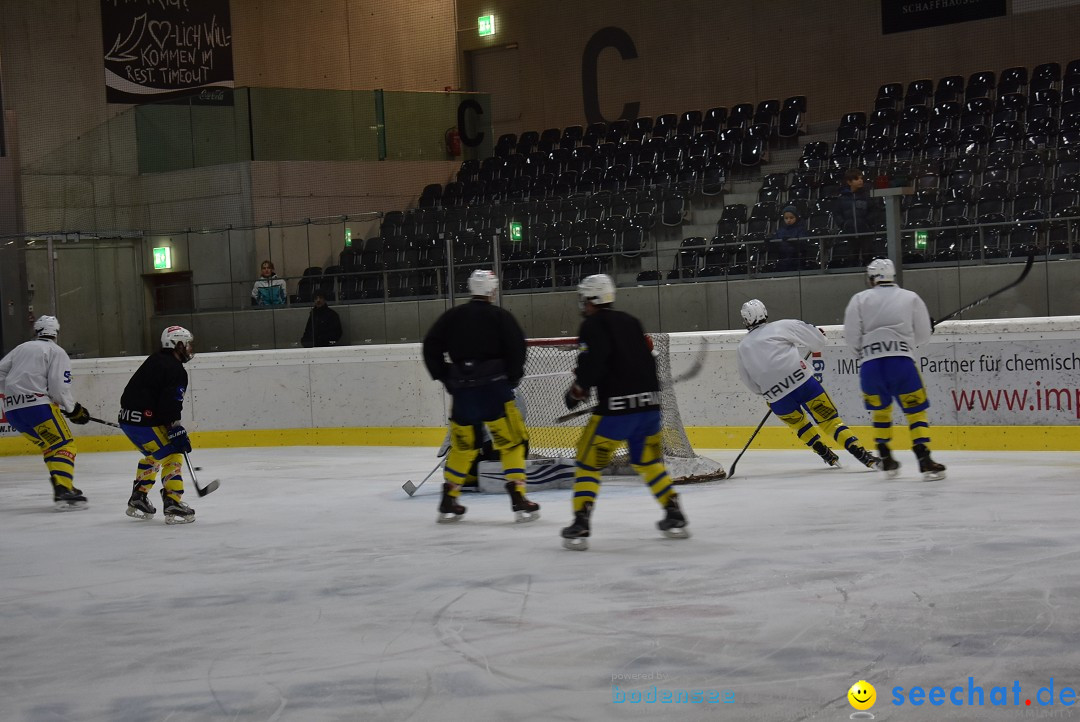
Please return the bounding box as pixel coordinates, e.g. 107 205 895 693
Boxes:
867 257 896 285
740 299 768 329
577 274 616 306
467 269 499 298
161 325 195 362
33 315 60 339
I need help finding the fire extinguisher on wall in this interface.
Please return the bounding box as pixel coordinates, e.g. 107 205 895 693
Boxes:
445 127 462 158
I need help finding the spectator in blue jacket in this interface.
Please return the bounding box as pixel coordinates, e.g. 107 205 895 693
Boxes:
771 204 807 271
834 169 875 264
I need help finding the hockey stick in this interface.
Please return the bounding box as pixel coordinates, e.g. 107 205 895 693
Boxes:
932 249 1035 328
182 451 220 497
726 408 772 479
403 458 444 497
89 416 120 428
556 340 711 423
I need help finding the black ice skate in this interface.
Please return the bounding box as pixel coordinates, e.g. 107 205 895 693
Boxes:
657 494 690 539
813 441 840 468
126 484 156 520
53 484 88 512
914 444 946 481
437 482 466 523
161 490 195 524
561 502 593 551
849 445 881 469
877 443 901 479
505 481 540 523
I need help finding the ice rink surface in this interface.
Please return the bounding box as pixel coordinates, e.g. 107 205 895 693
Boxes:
3 445 1080 722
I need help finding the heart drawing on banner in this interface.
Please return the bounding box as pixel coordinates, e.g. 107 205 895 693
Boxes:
147 20 172 48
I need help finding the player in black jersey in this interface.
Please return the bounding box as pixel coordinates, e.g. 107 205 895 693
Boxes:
118 326 196 524
422 269 539 523
561 274 688 550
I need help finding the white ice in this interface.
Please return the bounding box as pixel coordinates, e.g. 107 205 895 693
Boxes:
3 446 1080 722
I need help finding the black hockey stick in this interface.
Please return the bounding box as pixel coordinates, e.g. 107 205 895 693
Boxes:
403 458 444 497
932 249 1035 328
183 451 220 497
556 340 710 423
726 408 772 480
89 416 120 428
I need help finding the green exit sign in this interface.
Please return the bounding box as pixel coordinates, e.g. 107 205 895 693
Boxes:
152 246 172 270
478 15 496 36
914 230 928 250
345 228 353 247
509 221 523 242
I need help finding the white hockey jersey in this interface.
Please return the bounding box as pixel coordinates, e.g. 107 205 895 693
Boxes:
736 319 825 402
843 283 932 362
0 338 76 413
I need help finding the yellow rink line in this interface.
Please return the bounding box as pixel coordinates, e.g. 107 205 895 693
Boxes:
3 426 1080 456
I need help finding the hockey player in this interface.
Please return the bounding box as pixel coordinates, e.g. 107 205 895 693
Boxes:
843 258 946 481
118 326 197 523
561 274 688 550
736 300 879 469
422 269 539 523
0 316 92 510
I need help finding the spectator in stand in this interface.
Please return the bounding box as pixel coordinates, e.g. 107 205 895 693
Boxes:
251 260 287 307
771 204 808 272
300 292 343 348
834 169 874 264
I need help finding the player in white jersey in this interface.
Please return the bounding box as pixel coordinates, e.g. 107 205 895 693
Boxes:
843 258 946 481
0 316 93 509
736 300 879 469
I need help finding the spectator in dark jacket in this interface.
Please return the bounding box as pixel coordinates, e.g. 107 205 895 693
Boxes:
300 293 343 347
771 204 807 271
834 169 875 263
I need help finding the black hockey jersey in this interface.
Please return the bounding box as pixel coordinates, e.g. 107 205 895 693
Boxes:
422 299 527 387
574 308 660 415
119 349 188 426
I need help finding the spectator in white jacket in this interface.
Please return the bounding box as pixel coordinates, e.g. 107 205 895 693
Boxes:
251 260 287 306
843 258 946 480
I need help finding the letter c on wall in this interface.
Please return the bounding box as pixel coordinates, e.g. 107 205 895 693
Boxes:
457 99 484 147
581 26 640 125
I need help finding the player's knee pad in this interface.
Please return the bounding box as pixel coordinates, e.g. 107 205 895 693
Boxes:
449 421 478 452
777 408 807 430
487 407 526 451
899 387 929 414
806 392 839 423
862 392 889 411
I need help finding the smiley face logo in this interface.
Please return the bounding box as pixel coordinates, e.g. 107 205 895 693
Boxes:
848 680 876 710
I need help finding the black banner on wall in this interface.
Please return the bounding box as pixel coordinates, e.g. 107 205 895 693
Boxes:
881 0 1006 34
101 0 234 104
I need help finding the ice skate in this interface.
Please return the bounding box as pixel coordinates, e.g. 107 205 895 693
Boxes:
437 482 466 523
561 502 592 551
657 495 690 539
877 443 901 478
849 445 881 469
505 481 540 523
53 485 87 511
161 490 195 524
126 484 156 520
914 444 946 481
813 441 840 468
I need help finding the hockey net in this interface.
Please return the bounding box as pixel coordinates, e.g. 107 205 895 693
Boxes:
518 335 726 483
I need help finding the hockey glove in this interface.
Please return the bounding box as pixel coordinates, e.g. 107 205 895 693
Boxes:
564 384 586 411
167 425 192 453
63 403 91 425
